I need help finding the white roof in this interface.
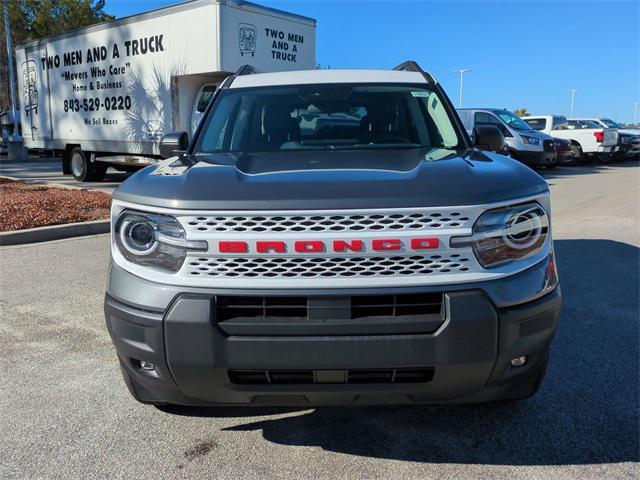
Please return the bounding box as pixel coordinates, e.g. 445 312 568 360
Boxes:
229 69 429 89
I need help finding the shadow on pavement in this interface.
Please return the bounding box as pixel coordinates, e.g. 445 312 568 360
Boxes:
539 161 639 180
161 239 639 466
0 156 132 190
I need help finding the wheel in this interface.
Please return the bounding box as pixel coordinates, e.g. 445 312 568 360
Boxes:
70 147 99 182
546 163 557 169
570 144 584 164
118 359 167 406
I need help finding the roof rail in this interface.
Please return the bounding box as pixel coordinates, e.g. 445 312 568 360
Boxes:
393 61 436 83
235 64 257 76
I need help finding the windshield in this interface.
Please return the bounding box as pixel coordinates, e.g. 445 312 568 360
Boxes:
601 118 621 128
194 84 463 153
494 110 533 131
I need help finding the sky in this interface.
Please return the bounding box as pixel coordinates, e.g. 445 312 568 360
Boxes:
106 0 639 123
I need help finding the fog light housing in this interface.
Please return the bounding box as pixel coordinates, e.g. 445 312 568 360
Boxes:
510 356 527 367
138 360 156 371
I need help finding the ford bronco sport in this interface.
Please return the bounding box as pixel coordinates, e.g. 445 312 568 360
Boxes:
105 62 561 406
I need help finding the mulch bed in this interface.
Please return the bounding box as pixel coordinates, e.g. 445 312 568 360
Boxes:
0 178 111 232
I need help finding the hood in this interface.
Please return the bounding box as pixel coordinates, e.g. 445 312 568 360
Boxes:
618 128 640 137
113 148 548 210
516 129 552 140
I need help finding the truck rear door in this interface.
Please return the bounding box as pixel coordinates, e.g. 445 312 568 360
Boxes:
21 46 52 143
602 128 618 147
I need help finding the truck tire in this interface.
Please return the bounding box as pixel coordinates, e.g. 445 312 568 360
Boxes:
118 359 167 406
570 144 583 164
70 147 97 182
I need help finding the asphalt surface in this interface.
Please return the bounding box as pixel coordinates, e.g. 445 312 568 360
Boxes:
1 163 638 479
0 156 131 193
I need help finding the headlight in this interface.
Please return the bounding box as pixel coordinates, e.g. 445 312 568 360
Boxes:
521 135 540 145
451 202 549 268
115 211 207 272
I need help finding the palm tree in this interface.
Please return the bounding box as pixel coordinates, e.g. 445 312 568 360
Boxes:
514 108 530 117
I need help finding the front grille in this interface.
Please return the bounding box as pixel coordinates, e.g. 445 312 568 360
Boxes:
182 211 472 234
170 205 495 287
216 293 443 322
188 254 472 278
228 368 435 385
543 139 555 152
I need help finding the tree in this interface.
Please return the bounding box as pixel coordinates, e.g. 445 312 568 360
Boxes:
514 108 530 117
1 1 114 109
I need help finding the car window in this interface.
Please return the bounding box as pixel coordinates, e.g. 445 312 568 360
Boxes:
195 84 463 153
524 118 546 131
568 120 600 129
551 116 568 130
601 118 621 128
495 111 533 131
196 85 217 113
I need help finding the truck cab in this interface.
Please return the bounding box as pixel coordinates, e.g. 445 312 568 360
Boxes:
457 108 556 168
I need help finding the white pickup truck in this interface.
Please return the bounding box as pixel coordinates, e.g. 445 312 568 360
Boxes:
523 115 617 163
573 117 640 160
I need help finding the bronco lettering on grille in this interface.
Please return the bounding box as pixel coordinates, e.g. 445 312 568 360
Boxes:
216 238 440 254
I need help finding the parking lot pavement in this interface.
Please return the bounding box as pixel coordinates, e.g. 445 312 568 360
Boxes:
0 156 131 193
0 164 638 480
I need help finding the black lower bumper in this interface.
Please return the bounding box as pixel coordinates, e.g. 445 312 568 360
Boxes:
105 286 561 406
510 150 556 166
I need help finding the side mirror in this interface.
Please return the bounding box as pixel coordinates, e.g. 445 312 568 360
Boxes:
159 132 189 159
473 125 505 153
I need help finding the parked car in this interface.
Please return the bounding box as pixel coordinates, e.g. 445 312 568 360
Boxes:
573 117 640 160
553 137 577 165
523 115 617 163
457 108 556 168
105 61 561 407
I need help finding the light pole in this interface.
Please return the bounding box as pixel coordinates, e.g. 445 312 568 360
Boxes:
454 69 471 108
568 89 577 119
634 102 639 126
3 0 26 160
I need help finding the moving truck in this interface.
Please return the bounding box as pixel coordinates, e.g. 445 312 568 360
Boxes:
14 0 316 181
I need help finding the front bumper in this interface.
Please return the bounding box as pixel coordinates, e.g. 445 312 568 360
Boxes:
509 149 556 166
105 258 562 406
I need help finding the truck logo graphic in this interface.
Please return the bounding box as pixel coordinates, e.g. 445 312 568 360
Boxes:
22 60 39 116
238 23 256 56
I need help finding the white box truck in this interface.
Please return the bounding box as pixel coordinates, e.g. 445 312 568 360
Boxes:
14 0 316 181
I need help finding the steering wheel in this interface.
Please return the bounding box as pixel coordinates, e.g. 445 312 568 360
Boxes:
372 136 412 144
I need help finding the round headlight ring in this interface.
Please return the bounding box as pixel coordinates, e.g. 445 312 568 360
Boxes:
119 218 158 255
504 208 544 250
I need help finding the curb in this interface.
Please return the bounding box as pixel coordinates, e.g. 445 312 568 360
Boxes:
0 220 110 246
0 175 95 191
